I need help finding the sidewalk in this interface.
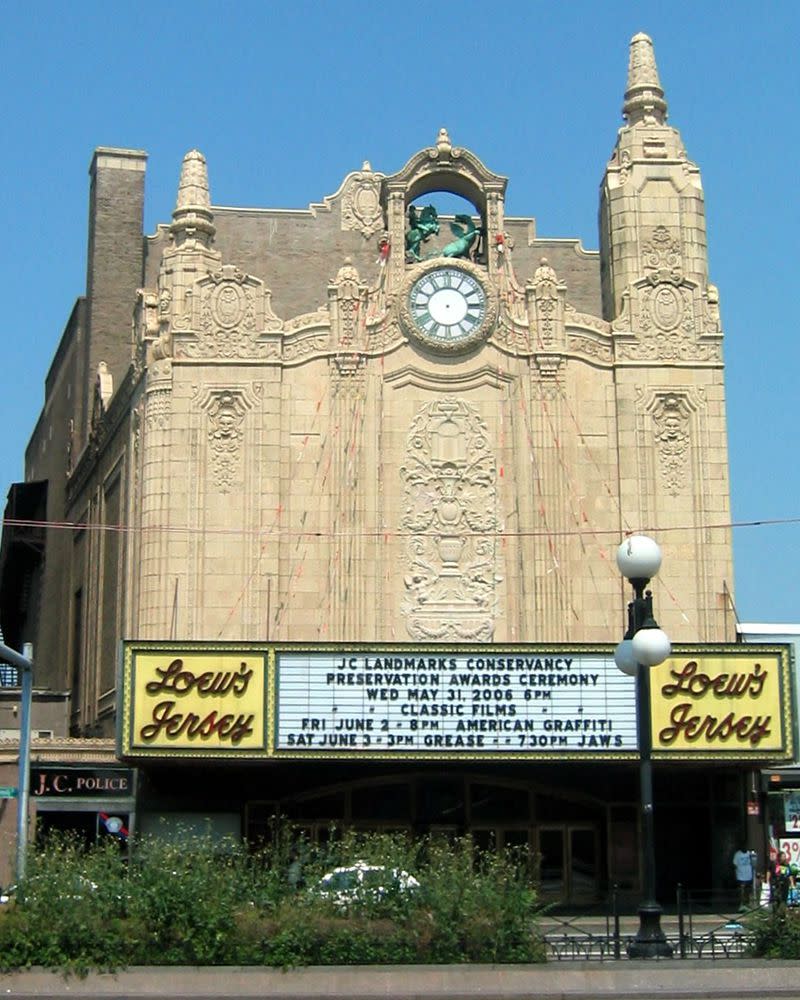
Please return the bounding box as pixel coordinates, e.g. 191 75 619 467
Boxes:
3 962 800 999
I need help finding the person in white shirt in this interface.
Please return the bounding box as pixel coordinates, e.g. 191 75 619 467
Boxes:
733 845 755 909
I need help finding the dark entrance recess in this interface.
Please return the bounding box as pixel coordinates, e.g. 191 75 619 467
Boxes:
246 771 609 905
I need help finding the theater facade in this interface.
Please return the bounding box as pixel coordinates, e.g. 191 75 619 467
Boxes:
1 33 790 900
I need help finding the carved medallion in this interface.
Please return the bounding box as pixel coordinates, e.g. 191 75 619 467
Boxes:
211 282 245 329
649 285 683 331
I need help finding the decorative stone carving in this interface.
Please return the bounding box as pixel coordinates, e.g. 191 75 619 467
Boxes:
400 400 501 641
642 226 682 284
329 259 367 350
178 266 282 360
616 332 721 363
640 283 691 334
567 334 613 364
203 390 250 493
651 393 691 496
284 307 330 333
488 315 530 354
145 389 171 432
340 162 384 238
623 33 668 126
145 360 172 432
565 307 613 337
90 362 114 433
211 281 246 329
136 289 160 340
534 354 564 382
529 258 566 350
96 362 113 407
169 149 215 250
283 332 331 361
331 354 367 401
619 149 632 184
613 236 724 360
704 283 722 335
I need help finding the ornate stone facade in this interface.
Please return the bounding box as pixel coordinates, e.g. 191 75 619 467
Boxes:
15 33 735 733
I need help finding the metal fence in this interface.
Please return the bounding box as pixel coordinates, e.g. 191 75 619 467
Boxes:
541 886 763 961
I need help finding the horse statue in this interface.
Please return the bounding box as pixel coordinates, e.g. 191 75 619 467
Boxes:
405 204 439 261
442 215 484 260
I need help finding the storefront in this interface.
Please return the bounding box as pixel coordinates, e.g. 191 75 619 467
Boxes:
30 765 136 848
118 640 794 903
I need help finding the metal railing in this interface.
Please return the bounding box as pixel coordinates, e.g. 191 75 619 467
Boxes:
540 885 763 961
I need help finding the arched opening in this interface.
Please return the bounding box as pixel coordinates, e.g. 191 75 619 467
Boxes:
405 191 487 265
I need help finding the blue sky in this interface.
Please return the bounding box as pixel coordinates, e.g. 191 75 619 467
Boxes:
1 1 798 623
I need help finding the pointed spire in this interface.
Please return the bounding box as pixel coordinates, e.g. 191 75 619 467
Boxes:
170 149 215 247
623 33 668 125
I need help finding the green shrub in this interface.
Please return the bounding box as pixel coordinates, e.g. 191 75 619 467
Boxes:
0 825 545 970
0 833 134 973
747 905 800 958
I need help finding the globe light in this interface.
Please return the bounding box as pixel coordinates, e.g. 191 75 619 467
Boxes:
616 535 662 582
631 627 672 667
614 639 638 676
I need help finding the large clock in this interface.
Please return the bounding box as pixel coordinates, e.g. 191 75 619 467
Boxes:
403 262 493 353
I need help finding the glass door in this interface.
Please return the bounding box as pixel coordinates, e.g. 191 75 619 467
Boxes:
537 824 599 903
538 826 566 899
569 826 599 901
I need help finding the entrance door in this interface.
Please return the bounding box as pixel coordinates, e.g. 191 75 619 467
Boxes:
537 824 599 904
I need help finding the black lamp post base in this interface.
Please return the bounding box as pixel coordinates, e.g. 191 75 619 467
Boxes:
627 902 674 958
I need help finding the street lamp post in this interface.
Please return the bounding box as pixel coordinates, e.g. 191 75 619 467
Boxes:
0 641 34 883
614 536 673 959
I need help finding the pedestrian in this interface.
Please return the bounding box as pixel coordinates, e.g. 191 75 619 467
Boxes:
732 844 755 910
768 850 794 908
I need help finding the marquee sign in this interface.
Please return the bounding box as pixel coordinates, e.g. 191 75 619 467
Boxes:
118 642 793 762
275 651 635 754
651 652 787 756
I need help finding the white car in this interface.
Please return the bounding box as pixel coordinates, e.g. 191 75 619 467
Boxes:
316 861 420 908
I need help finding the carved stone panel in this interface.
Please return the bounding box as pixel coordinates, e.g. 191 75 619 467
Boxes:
178 266 281 360
652 393 692 496
642 225 682 283
340 163 385 238
400 400 501 640
197 388 257 493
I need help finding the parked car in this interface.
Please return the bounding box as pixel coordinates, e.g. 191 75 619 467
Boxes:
315 861 420 909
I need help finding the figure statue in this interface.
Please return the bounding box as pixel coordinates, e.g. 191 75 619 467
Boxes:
405 204 439 261
442 214 484 260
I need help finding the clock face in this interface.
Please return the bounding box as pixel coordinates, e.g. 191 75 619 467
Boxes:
408 267 487 349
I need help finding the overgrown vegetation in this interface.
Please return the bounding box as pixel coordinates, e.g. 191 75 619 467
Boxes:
746 904 800 959
0 826 545 972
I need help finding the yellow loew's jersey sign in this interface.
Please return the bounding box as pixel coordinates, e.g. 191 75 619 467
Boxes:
130 651 267 751
650 651 787 756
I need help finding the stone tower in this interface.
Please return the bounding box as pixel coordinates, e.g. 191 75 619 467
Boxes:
600 32 731 639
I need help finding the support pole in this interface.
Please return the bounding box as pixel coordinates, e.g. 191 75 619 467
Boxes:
0 642 34 884
627 589 672 959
